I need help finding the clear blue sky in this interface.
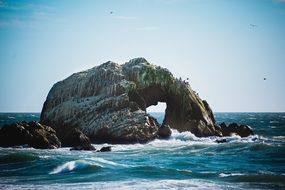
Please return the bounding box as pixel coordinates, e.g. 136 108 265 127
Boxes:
0 0 285 112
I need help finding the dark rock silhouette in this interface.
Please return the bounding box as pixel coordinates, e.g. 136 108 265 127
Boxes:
0 121 60 149
157 125 172 139
63 128 95 151
98 146 112 152
219 122 254 137
215 138 228 143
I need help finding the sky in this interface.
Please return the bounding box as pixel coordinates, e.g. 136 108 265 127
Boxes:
0 0 285 112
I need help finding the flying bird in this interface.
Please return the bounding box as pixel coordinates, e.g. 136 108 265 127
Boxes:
263 77 267 81
110 11 113 14
250 24 257 27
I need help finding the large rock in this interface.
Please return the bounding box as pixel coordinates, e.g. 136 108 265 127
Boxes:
40 58 220 143
0 123 32 147
0 121 60 149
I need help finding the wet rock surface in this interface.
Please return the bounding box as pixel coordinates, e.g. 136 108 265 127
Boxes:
157 125 172 139
0 121 60 149
219 122 254 137
98 146 112 152
63 128 95 151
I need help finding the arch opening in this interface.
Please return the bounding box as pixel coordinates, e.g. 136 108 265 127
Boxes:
146 102 166 125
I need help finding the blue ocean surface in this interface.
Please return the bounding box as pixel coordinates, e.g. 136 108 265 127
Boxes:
0 112 284 189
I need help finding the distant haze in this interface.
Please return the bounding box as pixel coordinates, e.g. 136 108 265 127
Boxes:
1 0 285 112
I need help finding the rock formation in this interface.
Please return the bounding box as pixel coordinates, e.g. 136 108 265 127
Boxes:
98 146 112 152
219 122 254 137
157 125 172 139
0 121 60 149
64 128 95 151
40 58 225 143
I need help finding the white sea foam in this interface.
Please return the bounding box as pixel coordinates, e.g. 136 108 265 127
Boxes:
87 157 126 167
273 136 285 140
104 130 267 152
109 130 218 152
1 179 246 190
270 120 279 124
219 173 244 177
39 155 50 159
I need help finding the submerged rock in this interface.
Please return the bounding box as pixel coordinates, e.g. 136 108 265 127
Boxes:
215 138 228 143
40 58 221 143
0 121 60 149
98 146 112 152
219 122 254 137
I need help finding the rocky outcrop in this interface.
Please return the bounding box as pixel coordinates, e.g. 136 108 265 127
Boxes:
40 58 222 143
157 125 172 139
0 121 60 149
219 122 254 137
98 146 112 152
64 128 95 151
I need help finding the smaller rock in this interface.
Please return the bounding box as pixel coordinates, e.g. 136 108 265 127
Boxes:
215 138 227 143
213 124 223 137
98 146 112 152
157 125 172 139
27 121 60 149
63 128 95 151
220 122 254 137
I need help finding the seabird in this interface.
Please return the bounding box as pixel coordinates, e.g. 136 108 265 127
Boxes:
110 11 113 14
263 78 267 80
250 24 257 27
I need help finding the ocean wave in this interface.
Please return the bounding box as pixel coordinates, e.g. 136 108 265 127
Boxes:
49 160 102 174
107 130 278 153
219 171 285 184
270 120 279 124
0 152 38 164
87 157 127 167
162 130 264 145
170 129 201 141
219 173 244 177
273 136 285 140
0 179 257 190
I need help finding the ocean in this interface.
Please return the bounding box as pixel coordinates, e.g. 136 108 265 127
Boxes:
0 112 284 189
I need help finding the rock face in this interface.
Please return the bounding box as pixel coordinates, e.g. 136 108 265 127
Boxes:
98 146 112 152
220 122 254 137
157 125 172 139
0 121 60 149
65 128 95 151
40 58 222 143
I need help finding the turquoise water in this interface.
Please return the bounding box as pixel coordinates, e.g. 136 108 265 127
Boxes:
0 113 285 189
